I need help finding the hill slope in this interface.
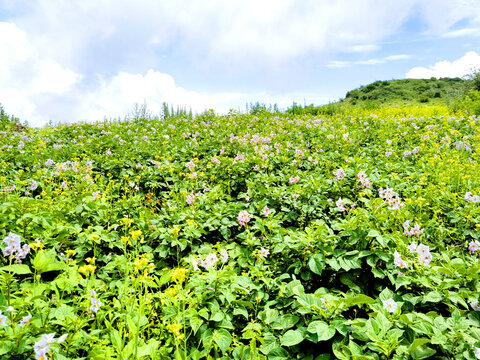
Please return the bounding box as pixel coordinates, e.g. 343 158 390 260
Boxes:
343 77 466 106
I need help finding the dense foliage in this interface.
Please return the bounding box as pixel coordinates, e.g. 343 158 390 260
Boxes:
344 78 466 105
287 76 480 116
1 108 480 359
0 104 23 132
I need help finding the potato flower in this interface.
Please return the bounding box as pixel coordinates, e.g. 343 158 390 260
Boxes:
382 298 398 313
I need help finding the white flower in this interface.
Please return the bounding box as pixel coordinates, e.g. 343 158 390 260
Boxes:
220 249 229 263
89 290 102 313
393 251 408 269
357 171 367 181
465 192 474 202
0 311 7 327
382 298 398 313
206 253 218 267
336 198 346 212
57 334 68 343
19 313 32 326
258 248 270 259
419 252 432 266
469 240 480 254
471 301 480 311
34 333 56 360
475 347 480 359
416 244 430 256
186 193 196 205
192 258 199 271
407 242 417 253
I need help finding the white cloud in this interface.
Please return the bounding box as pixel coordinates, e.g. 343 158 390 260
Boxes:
443 28 480 38
75 71 333 121
384 54 412 61
75 70 247 121
0 22 82 126
0 20 333 126
2 1 480 125
327 54 411 68
5 0 478 71
405 51 480 79
7 0 417 68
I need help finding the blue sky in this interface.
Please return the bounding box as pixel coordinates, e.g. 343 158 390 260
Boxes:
1 0 480 126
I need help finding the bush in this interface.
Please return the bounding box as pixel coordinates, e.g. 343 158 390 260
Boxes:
451 90 480 115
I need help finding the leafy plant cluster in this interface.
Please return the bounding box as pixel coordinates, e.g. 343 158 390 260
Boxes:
1 108 480 359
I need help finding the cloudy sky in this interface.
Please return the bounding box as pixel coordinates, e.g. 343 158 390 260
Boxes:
1 0 480 126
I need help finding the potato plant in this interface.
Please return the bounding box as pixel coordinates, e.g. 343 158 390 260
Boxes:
1 108 480 359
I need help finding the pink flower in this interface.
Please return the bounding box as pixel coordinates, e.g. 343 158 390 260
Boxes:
263 206 270 217
238 211 253 226
333 168 345 180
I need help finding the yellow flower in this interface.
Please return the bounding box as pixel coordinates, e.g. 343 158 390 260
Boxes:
166 323 184 340
121 217 134 227
78 264 96 277
165 287 178 297
90 234 100 242
130 230 142 241
29 241 44 251
133 256 149 272
171 228 180 236
171 268 188 284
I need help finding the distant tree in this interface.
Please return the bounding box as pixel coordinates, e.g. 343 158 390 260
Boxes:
465 68 480 91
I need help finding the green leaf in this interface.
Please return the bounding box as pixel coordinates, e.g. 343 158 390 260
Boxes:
0 264 31 274
109 329 124 351
189 316 203 334
32 249 65 274
367 229 386 247
409 338 430 352
307 320 336 341
308 254 325 275
411 345 436 359
343 294 375 307
422 291 443 303
214 329 232 353
233 306 249 319
210 310 224 322
280 330 304 347
126 316 137 334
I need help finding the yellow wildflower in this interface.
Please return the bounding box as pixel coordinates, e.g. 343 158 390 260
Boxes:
171 268 188 284
166 323 184 340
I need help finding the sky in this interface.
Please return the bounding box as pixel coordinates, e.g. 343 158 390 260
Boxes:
1 0 480 127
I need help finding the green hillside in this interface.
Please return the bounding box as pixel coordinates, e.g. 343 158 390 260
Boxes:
287 76 480 115
343 77 466 106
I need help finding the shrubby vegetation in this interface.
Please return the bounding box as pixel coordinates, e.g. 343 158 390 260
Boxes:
288 74 480 116
1 105 480 359
0 104 23 132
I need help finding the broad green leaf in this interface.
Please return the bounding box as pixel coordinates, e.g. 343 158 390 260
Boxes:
32 249 65 274
280 330 304 347
343 294 375 307
422 291 443 303
214 329 232 353
411 345 436 359
308 253 325 275
0 264 31 274
307 320 336 341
